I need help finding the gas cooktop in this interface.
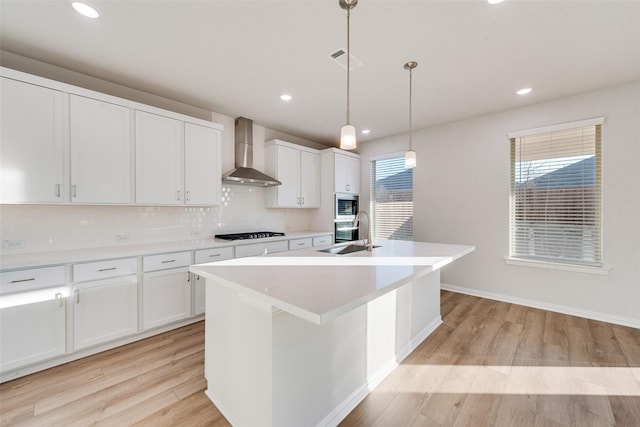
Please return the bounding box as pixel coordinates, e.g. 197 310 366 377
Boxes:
214 231 286 241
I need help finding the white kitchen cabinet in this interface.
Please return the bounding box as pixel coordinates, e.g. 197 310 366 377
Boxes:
289 238 312 251
265 139 320 208
0 77 67 204
184 122 221 205
334 152 360 194
135 110 183 205
234 240 289 258
0 292 66 372
72 276 138 350
135 114 221 206
312 235 333 247
70 95 132 204
193 247 234 315
142 252 192 330
71 257 138 350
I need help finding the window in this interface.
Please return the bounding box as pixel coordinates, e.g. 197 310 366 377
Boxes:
509 117 603 266
371 156 413 241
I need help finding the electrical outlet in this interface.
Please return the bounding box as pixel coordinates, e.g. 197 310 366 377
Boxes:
115 234 129 242
3 240 24 249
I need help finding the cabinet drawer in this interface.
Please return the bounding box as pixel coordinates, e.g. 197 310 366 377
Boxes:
312 235 333 247
289 238 312 251
195 247 233 264
234 240 289 258
73 258 137 282
1 266 66 295
143 251 191 272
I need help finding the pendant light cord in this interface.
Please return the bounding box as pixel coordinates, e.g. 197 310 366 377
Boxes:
346 7 351 126
409 65 413 151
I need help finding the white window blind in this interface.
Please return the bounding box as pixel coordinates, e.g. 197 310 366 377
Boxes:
371 156 413 241
509 119 602 266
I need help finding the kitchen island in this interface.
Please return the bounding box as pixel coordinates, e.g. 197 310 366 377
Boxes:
189 239 474 427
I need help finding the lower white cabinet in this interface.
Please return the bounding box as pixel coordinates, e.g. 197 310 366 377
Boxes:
0 291 66 372
143 267 192 330
234 240 289 258
193 247 234 315
72 276 138 351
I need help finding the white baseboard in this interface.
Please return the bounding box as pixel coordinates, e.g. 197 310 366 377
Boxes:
316 384 370 427
441 283 640 329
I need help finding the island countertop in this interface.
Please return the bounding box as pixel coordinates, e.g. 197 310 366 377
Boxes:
189 239 474 324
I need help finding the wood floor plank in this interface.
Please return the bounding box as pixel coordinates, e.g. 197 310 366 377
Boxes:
3 292 639 427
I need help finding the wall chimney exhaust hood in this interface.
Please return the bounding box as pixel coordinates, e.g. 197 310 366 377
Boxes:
222 117 281 187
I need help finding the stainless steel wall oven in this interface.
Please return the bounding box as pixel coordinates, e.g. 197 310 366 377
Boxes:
334 193 359 243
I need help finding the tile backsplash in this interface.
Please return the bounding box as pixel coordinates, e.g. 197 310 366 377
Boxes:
0 185 313 254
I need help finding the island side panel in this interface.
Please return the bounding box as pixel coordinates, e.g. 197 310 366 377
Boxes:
272 307 368 427
205 280 274 427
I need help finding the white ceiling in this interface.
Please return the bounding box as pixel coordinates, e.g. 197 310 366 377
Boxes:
1 0 639 147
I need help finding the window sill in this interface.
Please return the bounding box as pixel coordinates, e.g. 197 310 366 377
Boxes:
504 257 611 275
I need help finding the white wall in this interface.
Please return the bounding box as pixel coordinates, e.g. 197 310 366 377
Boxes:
359 81 640 326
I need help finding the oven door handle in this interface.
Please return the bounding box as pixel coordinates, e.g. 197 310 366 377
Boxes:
336 226 359 231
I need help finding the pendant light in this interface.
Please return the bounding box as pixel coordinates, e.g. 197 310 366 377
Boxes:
339 0 358 150
404 61 417 168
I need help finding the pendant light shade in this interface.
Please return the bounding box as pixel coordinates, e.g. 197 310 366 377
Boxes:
339 0 358 150
340 124 357 150
404 61 418 169
404 149 417 168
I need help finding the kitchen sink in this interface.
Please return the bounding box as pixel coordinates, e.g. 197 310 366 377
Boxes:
318 244 381 255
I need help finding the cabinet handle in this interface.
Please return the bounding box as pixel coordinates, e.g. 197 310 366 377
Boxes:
10 277 35 283
346 184 350 191
72 184 77 198
161 259 176 264
187 272 191 282
301 197 305 206
55 184 61 197
55 292 64 307
98 267 117 272
208 253 221 258
296 242 305 246
75 289 80 304
186 190 190 202
196 275 200 281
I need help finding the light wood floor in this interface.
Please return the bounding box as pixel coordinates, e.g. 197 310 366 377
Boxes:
1 291 639 426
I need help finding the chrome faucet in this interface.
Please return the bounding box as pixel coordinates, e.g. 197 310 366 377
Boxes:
353 210 374 251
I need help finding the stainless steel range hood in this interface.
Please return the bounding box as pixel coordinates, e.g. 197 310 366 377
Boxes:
222 117 281 187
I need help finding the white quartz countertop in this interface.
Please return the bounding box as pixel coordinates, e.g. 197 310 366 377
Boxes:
0 231 332 270
189 239 475 325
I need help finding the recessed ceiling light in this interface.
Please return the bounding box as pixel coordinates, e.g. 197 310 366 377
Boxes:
280 94 292 101
517 87 533 95
488 0 505 4
361 129 370 135
71 1 100 18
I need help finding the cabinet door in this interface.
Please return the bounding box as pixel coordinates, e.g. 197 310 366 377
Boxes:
70 95 132 204
276 144 301 207
194 274 206 315
0 78 66 203
0 293 66 372
300 150 320 208
184 123 221 205
345 155 360 194
143 268 192 330
135 110 183 204
335 154 360 194
73 277 138 350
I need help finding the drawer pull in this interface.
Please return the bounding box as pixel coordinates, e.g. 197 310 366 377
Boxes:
297 243 305 246
10 278 36 283
98 267 117 272
209 254 221 258
75 289 80 304
56 292 64 307
161 259 176 264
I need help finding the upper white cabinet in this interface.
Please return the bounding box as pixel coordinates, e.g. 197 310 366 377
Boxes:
184 122 221 205
135 111 183 205
264 139 320 208
0 67 223 207
135 113 221 206
0 77 67 204
334 151 360 194
70 95 132 204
